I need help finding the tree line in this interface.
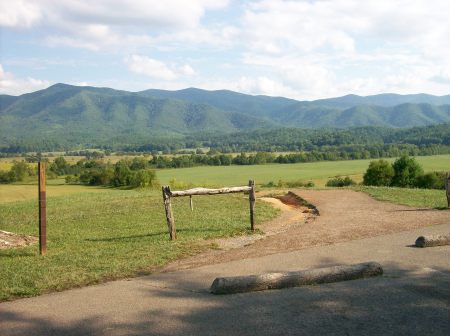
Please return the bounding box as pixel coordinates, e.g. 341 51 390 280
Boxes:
1 123 450 154
362 156 446 189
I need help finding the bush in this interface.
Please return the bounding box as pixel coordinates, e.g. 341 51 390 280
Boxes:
129 170 158 188
0 170 14 183
391 155 424 187
415 172 446 190
363 159 394 186
326 176 356 187
274 179 315 188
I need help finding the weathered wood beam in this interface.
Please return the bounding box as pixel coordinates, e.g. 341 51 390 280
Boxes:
210 262 383 295
169 186 252 197
446 172 450 208
415 234 450 248
248 180 255 231
38 161 47 256
162 186 176 240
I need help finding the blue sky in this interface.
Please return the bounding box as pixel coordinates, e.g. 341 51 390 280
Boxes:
1 0 450 99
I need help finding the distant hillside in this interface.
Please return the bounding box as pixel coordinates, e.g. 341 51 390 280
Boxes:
139 87 296 119
1 83 450 150
0 84 276 148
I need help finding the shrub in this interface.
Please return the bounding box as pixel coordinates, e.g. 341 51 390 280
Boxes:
415 171 446 189
326 176 356 187
363 159 394 186
129 170 158 188
391 155 424 187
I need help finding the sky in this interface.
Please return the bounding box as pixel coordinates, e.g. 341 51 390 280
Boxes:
1 0 450 100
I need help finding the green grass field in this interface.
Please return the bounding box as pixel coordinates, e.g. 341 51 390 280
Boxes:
1 154 448 301
0 189 278 301
156 154 450 187
355 186 448 209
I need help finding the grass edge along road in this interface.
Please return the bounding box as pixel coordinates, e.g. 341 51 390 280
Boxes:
0 190 278 301
355 186 448 209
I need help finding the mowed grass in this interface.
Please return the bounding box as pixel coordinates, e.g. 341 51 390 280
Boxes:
0 183 110 203
157 154 450 187
356 186 448 209
0 189 278 301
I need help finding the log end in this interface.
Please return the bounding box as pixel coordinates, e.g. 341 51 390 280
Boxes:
415 236 426 248
415 234 450 248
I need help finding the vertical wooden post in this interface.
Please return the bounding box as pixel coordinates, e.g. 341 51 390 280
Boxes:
38 161 47 256
189 195 194 211
446 172 450 208
162 186 176 240
248 180 256 231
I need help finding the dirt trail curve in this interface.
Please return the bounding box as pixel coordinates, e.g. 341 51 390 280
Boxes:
164 189 450 271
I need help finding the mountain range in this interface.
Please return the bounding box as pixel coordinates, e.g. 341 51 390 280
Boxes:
1 83 450 148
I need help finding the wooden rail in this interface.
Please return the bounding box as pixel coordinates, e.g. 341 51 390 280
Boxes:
162 180 256 240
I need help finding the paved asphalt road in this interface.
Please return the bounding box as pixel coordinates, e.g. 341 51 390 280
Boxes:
1 224 449 335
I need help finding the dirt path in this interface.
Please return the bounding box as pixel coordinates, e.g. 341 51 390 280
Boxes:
164 189 450 271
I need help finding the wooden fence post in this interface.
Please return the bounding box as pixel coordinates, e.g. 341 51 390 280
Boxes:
446 172 450 208
189 195 194 211
248 180 256 231
162 186 176 240
38 161 47 255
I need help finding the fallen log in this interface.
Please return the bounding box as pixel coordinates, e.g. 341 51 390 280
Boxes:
210 261 383 295
415 234 450 248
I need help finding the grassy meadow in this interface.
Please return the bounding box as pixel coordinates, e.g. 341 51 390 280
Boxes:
0 189 278 301
157 154 450 187
1 153 448 301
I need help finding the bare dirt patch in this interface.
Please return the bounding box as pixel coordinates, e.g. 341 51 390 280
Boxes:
212 194 313 251
0 230 37 249
162 189 450 272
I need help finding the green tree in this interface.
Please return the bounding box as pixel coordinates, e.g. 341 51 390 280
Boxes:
112 160 132 186
129 170 157 188
10 161 33 182
391 155 424 187
50 156 70 175
363 159 394 186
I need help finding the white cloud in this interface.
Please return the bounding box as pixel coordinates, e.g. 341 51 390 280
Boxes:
0 0 41 28
125 55 196 81
180 65 196 76
0 65 50 95
2 0 231 51
235 0 450 98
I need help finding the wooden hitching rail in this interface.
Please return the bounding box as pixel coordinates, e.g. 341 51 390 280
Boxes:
162 180 256 240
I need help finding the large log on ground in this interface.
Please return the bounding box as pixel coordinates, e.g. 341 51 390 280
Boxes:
210 262 383 295
415 234 450 248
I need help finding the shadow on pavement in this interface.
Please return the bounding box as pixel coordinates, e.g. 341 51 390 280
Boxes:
1 259 449 336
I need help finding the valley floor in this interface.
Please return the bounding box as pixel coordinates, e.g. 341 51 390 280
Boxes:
1 190 449 335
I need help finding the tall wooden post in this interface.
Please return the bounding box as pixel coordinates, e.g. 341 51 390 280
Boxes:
162 186 176 240
248 180 256 231
446 173 450 208
38 161 47 255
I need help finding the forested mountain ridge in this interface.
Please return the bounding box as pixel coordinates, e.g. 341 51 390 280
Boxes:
1 83 450 151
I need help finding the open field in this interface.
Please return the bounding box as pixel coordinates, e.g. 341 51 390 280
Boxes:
0 183 110 203
157 154 450 187
0 190 278 301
